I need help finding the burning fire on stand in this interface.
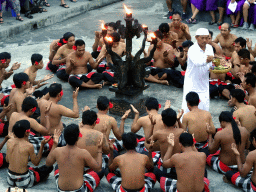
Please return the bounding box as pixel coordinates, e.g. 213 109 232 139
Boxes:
101 23 107 30
124 4 132 15
142 24 148 30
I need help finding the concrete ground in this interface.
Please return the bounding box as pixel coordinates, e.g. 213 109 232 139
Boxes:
1 0 256 191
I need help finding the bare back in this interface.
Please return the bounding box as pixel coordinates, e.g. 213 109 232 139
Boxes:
7 90 25 120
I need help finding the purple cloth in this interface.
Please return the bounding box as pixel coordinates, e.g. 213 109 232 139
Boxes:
190 0 205 11
226 0 245 15
206 0 218 11
248 3 256 25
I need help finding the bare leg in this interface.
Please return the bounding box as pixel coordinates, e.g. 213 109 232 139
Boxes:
180 0 188 13
210 11 216 22
230 15 235 24
191 8 199 19
81 80 103 89
235 12 241 25
166 0 173 12
159 73 168 80
191 3 195 14
221 89 230 100
145 75 169 85
243 3 249 23
218 7 225 23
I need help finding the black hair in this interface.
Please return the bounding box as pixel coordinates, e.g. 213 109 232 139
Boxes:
82 110 97 125
159 23 170 33
252 64 256 74
145 97 159 111
154 30 164 40
31 53 43 65
219 111 241 146
75 39 85 47
13 73 29 88
213 46 216 54
245 73 256 88
234 37 246 48
59 32 75 45
230 89 245 103
209 30 213 38
122 132 137 150
179 132 193 147
22 97 38 112
161 108 177 126
13 120 30 138
97 96 110 111
249 61 256 66
106 22 118 31
49 83 62 97
250 128 256 143
0 52 11 60
182 40 194 48
186 91 200 106
238 49 250 60
64 124 80 145
110 32 120 42
172 11 181 17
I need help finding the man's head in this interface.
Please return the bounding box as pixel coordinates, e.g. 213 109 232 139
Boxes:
230 89 245 105
145 97 159 111
234 37 246 52
179 132 193 149
31 54 44 69
161 108 177 127
74 39 86 57
106 22 117 35
13 120 30 138
195 28 209 49
122 132 137 150
64 124 81 146
186 91 200 109
63 32 75 46
0 52 11 68
22 97 38 114
238 49 250 65
220 23 231 37
13 73 30 89
97 96 110 111
159 23 170 37
154 30 164 45
82 110 98 126
110 32 121 47
242 73 256 90
172 12 182 26
49 83 63 100
182 40 194 53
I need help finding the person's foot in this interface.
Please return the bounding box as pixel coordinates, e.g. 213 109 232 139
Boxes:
182 12 187 20
242 22 249 30
186 18 197 24
217 21 223 26
16 15 23 21
25 11 33 19
163 9 174 19
43 1 50 6
160 80 169 85
60 3 69 8
249 23 255 31
209 20 216 25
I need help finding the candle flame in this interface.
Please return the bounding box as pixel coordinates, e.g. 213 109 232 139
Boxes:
149 33 156 39
101 23 106 30
124 4 132 14
142 24 147 28
105 36 113 42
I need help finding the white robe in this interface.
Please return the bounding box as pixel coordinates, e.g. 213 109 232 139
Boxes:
182 42 214 115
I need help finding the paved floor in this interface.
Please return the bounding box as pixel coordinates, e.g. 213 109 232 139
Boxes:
1 0 256 191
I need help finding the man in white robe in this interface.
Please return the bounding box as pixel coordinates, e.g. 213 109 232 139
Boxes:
182 28 214 115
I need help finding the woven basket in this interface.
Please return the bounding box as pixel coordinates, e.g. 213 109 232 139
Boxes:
210 68 231 74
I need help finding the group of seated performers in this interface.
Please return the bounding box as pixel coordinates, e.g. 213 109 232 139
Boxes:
1 10 256 192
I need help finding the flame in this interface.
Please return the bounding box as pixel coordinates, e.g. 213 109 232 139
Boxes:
142 24 148 28
105 36 113 42
149 33 156 39
124 4 132 14
101 23 106 30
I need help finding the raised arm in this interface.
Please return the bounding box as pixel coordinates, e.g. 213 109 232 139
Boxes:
162 133 175 168
130 104 141 133
60 87 79 118
207 125 221 154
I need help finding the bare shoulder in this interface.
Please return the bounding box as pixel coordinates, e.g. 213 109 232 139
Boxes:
232 34 238 39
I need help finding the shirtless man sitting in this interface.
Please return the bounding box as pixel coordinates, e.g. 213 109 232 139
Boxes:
52 32 75 82
24 53 53 98
208 30 223 56
150 108 184 179
161 132 210 192
66 39 104 89
145 31 184 87
182 92 216 156
159 23 178 49
213 23 237 59
225 129 256 191
6 120 60 188
46 124 103 192
169 12 191 48
38 83 79 146
241 73 256 108
131 97 166 153
106 132 156 192
206 111 250 174
230 89 256 133
96 32 126 84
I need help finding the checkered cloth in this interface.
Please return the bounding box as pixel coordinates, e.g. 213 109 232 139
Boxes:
195 140 208 150
206 150 238 174
160 176 210 192
225 171 255 192
54 165 101 192
28 134 53 155
136 137 146 154
7 167 40 188
57 131 66 147
106 171 156 192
